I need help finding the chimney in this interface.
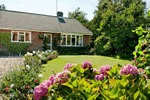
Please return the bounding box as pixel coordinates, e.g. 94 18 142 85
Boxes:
57 11 63 17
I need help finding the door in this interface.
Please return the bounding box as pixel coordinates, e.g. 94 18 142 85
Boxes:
44 34 52 51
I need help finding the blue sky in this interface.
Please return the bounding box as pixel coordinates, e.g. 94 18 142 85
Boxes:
0 0 150 21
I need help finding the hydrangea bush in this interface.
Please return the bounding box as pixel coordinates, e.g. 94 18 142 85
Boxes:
34 61 150 100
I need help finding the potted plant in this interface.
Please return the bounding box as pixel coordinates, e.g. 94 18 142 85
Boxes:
38 33 44 39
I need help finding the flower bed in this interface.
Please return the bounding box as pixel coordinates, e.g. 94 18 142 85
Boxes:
34 61 150 100
0 50 58 99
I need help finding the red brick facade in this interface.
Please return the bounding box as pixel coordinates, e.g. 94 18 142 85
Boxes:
83 35 90 46
0 29 91 52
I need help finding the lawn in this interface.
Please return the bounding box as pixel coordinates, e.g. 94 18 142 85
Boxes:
41 55 132 81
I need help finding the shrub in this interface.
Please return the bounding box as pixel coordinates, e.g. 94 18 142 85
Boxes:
0 69 40 99
0 50 58 99
132 27 150 77
34 61 150 100
57 45 91 55
94 35 113 56
0 33 31 54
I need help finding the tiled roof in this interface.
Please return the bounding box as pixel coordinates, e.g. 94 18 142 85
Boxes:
0 10 92 35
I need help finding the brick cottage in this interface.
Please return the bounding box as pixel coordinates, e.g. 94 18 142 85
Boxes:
0 10 93 52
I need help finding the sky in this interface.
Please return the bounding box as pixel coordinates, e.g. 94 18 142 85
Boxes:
0 0 150 21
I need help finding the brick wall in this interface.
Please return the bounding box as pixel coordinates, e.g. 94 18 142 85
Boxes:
27 31 44 51
83 35 90 46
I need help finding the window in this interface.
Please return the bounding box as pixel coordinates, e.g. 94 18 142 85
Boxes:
60 34 83 46
61 35 66 45
11 31 31 42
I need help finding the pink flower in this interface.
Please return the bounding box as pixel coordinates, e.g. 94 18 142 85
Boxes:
63 63 73 70
81 61 92 69
139 68 144 73
49 75 55 84
132 60 135 62
94 74 104 81
135 62 138 66
34 79 38 83
34 85 48 100
120 64 139 75
54 70 71 84
92 48 94 50
42 80 52 87
143 50 145 54
93 68 99 72
34 80 52 100
5 87 9 92
100 65 111 76
143 58 146 62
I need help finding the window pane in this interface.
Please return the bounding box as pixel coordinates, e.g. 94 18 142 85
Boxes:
45 35 51 44
80 36 83 46
61 35 66 45
12 32 18 41
72 38 75 46
25 32 30 41
76 36 79 46
19 35 24 42
67 35 71 45
19 32 24 35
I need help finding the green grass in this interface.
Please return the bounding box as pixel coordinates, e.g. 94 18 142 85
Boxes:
41 55 132 81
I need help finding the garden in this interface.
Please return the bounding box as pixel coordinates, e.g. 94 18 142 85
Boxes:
1 0 150 99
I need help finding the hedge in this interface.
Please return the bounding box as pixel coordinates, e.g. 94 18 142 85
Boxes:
57 45 91 55
0 32 31 55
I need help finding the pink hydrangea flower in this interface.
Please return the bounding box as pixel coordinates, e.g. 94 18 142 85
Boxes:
34 80 52 100
94 74 104 81
93 68 99 72
81 61 92 69
100 65 111 76
54 70 71 84
120 64 139 75
49 75 55 84
63 63 73 70
42 80 52 87
5 87 9 92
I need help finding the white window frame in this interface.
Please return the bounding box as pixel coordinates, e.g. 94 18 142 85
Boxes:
11 31 31 43
60 33 83 47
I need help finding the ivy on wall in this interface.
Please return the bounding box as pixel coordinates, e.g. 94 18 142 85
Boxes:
0 32 32 54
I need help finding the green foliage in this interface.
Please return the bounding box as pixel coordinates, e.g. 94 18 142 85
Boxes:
68 7 89 28
43 36 48 51
0 33 31 54
0 4 6 10
91 0 146 58
0 69 40 99
52 37 58 50
132 27 150 77
42 63 150 100
0 50 58 99
57 45 91 55
94 34 113 56
38 33 44 39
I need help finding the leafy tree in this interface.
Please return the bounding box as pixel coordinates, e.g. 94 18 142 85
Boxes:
93 0 146 58
68 7 89 28
0 4 6 10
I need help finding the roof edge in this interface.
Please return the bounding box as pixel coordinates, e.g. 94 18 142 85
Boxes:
0 28 92 35
0 9 74 19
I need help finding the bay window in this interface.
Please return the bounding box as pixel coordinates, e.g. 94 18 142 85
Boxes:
11 31 31 42
61 34 83 46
